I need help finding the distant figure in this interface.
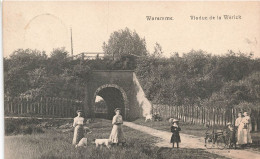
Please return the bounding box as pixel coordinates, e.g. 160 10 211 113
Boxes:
109 108 126 145
226 122 236 149
241 112 252 146
170 119 181 148
72 110 85 145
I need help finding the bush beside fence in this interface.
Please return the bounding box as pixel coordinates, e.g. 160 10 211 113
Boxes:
4 97 83 118
153 104 260 132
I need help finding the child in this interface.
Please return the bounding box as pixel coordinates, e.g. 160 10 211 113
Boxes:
226 122 236 149
170 119 181 148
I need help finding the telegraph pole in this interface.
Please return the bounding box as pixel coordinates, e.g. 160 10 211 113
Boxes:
70 27 74 58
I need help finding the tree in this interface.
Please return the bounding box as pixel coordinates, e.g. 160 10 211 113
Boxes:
152 42 163 57
47 47 69 75
4 49 47 97
102 28 148 60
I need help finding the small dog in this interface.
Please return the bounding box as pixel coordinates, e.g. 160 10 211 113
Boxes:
93 139 112 149
145 114 153 122
75 138 88 148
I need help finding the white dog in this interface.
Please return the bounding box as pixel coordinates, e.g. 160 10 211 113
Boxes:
94 139 112 149
145 114 153 122
75 138 88 148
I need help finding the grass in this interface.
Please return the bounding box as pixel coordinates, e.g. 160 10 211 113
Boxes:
156 147 229 159
5 118 230 159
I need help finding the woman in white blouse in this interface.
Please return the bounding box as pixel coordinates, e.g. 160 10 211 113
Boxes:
72 110 85 145
109 108 126 145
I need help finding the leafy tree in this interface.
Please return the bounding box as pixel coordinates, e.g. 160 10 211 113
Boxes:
102 28 148 59
152 42 163 57
47 47 70 75
135 50 260 108
4 49 47 97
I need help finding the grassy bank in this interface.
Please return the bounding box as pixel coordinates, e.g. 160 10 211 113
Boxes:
5 118 159 159
5 118 229 159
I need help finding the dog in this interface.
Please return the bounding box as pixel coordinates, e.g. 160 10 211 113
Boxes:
145 114 153 122
75 138 88 148
93 139 112 149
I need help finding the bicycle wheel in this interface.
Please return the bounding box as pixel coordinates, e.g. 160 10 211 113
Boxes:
205 137 214 149
216 136 226 149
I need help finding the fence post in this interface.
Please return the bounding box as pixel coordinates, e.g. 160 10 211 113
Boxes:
19 97 22 114
169 105 172 118
203 106 204 124
46 97 49 115
6 97 10 114
10 97 13 114
40 97 42 114
52 97 55 116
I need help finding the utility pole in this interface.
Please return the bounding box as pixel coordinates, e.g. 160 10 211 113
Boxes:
70 27 74 58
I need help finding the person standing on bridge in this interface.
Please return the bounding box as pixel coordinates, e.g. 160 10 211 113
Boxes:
72 110 85 145
109 108 126 146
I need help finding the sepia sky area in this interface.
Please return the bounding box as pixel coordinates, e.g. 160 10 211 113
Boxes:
3 1 260 58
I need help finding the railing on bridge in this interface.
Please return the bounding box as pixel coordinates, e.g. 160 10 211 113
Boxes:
71 52 144 61
72 52 106 60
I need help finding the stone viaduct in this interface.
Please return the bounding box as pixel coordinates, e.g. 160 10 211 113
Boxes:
84 70 152 121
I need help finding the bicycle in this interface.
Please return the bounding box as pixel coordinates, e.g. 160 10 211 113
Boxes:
204 127 228 149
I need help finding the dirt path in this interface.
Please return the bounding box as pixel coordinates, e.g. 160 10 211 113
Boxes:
124 122 260 159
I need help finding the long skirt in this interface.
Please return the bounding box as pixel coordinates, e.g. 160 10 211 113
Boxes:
237 127 244 145
109 124 126 143
170 133 181 143
237 127 252 145
72 125 84 145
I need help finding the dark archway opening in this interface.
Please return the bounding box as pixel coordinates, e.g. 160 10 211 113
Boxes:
94 87 125 120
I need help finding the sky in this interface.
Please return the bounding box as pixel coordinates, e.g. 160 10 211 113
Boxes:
3 1 260 58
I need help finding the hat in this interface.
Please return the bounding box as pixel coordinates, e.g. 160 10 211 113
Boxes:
227 122 232 126
114 108 121 112
243 112 248 116
172 119 179 123
76 110 83 113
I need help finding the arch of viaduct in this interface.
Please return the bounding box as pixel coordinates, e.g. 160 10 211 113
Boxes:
83 70 151 121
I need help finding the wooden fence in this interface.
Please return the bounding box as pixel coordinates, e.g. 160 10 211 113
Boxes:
153 104 260 132
4 97 84 118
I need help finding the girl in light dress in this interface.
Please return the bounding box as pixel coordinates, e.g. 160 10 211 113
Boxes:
72 110 85 145
109 108 126 146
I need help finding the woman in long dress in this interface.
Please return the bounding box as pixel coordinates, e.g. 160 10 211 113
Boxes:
235 112 244 145
72 110 85 145
241 112 252 146
109 108 126 145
